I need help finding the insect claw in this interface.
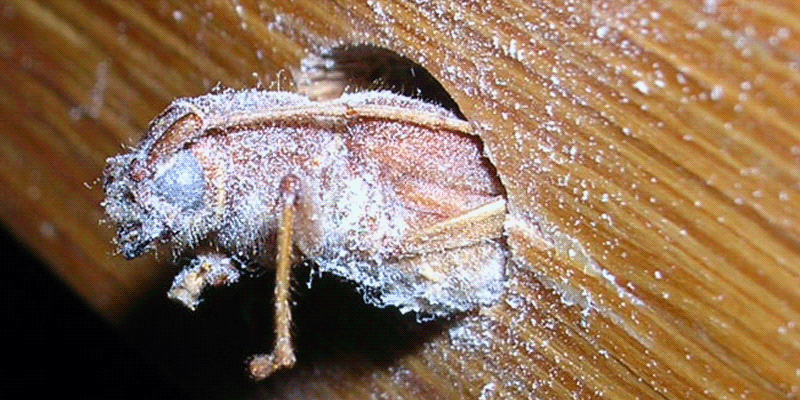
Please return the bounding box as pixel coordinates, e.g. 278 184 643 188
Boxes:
247 344 297 380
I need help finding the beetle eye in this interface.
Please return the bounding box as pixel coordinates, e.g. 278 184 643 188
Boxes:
153 151 206 210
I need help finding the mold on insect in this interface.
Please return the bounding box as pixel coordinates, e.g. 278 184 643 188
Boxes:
102 87 508 379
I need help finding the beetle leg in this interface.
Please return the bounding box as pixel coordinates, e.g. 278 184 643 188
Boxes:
249 175 301 380
168 253 240 311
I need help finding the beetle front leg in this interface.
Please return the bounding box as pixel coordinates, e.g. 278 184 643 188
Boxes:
248 175 301 380
167 253 241 311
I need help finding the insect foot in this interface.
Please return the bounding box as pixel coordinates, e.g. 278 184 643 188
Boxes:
102 87 507 379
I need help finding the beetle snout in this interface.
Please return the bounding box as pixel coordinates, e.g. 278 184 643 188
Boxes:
117 220 166 259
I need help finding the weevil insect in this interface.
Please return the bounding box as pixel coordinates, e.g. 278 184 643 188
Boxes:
102 88 507 379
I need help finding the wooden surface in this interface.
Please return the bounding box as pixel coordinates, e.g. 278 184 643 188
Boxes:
1 1 798 398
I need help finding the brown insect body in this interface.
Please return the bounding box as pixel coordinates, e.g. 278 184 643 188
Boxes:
103 89 507 378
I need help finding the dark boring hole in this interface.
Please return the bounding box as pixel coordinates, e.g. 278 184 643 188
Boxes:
296 44 465 119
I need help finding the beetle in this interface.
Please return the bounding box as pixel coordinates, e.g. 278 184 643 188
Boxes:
102 88 507 379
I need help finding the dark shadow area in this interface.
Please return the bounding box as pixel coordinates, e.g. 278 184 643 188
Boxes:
2 226 187 398
119 261 451 399
118 262 265 399
293 263 452 368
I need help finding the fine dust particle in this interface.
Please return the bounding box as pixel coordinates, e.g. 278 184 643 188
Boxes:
633 81 650 95
39 221 56 240
710 85 724 101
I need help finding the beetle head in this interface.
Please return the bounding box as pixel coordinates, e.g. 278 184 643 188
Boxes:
102 107 209 259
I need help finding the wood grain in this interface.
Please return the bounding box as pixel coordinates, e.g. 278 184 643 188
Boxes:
1 1 797 398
